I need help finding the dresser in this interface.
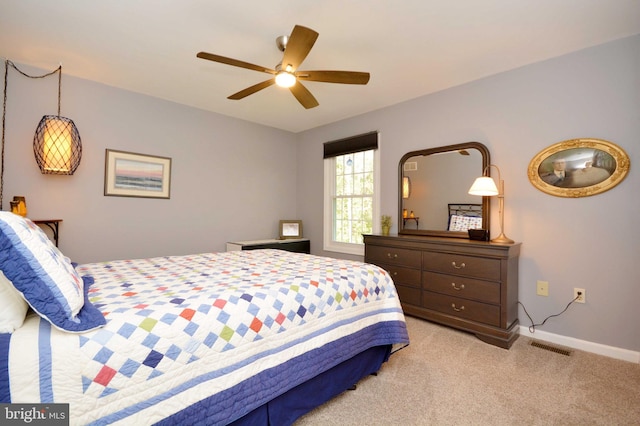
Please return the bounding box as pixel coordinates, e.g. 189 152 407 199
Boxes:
364 234 520 348
226 238 310 254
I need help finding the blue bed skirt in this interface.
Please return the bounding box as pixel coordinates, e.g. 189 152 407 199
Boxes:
158 344 391 426
232 344 391 426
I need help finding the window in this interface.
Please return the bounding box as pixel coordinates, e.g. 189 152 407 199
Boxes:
323 132 380 256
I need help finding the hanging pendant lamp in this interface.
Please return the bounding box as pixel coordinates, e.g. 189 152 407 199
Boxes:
32 65 82 175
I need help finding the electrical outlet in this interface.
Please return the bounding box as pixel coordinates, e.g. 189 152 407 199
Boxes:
536 280 549 296
574 288 585 303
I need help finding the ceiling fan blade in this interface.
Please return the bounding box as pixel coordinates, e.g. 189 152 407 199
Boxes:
281 25 319 72
197 52 276 74
289 81 319 109
296 70 370 85
228 79 276 100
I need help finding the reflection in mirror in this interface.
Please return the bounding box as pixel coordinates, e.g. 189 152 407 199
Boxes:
399 142 490 237
538 148 614 188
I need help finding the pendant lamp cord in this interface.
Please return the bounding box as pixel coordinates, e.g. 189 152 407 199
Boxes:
2 60 7 211
1 60 62 209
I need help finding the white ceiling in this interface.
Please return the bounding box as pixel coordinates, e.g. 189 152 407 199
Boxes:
2 1 639 133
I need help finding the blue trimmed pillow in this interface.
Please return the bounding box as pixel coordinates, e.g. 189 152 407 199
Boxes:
0 212 105 332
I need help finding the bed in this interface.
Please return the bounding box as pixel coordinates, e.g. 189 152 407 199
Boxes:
0 212 409 425
447 203 483 232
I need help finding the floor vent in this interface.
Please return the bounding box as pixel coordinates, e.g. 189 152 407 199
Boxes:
530 340 572 356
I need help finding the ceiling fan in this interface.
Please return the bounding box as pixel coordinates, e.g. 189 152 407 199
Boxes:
196 25 370 109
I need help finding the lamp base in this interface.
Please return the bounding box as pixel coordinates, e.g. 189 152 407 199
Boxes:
490 233 514 244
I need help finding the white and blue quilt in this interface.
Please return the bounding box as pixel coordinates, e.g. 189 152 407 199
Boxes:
1 249 408 425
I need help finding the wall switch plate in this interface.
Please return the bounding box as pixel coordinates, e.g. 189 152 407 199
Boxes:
537 280 549 296
574 288 586 303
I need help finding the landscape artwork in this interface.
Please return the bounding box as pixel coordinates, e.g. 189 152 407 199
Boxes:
104 149 171 198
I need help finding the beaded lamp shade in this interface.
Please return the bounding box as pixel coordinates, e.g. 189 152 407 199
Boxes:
33 115 82 174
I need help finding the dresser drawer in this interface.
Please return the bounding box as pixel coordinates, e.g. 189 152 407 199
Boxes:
423 291 500 327
423 251 500 281
396 285 421 307
366 245 421 268
377 263 421 288
423 271 500 304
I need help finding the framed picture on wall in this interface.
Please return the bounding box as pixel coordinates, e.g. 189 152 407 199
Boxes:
279 220 303 239
528 138 629 198
104 149 172 198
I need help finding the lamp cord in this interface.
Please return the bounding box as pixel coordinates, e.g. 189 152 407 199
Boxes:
518 296 580 333
1 60 62 209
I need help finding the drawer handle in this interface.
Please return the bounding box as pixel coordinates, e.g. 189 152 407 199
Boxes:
451 283 465 291
387 253 398 259
451 303 465 312
451 261 466 269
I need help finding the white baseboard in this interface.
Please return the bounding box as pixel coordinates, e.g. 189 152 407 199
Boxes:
519 326 639 364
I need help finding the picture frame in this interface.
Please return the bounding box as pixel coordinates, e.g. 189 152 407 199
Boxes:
104 149 172 198
279 220 303 239
528 138 629 198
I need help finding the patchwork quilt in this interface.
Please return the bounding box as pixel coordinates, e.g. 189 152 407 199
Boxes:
2 250 408 425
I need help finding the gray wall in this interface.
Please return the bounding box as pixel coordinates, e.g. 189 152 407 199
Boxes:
1 64 298 263
297 35 640 352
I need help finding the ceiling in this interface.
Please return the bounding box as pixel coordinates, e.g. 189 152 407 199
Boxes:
2 1 639 133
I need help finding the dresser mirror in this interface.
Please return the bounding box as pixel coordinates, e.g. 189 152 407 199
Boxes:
399 142 490 238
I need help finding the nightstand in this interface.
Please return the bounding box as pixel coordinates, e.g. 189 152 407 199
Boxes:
226 238 310 254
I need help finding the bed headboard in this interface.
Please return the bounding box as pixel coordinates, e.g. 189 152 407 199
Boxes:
448 203 482 217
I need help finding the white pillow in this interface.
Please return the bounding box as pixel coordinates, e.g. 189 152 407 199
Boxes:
0 270 28 333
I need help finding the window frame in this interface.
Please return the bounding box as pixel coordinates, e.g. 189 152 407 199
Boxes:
323 141 380 256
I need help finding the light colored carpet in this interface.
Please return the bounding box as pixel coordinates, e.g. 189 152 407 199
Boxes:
295 316 640 426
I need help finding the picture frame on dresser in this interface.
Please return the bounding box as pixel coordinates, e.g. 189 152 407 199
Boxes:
279 220 303 239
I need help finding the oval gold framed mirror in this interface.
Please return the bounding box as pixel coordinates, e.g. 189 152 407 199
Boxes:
528 138 629 198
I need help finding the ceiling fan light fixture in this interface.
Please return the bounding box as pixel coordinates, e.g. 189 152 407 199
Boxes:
275 71 296 88
197 25 368 108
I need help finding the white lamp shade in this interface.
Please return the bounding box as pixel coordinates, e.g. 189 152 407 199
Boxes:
468 176 499 196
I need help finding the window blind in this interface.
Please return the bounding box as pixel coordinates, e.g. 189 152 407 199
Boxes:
323 131 378 159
